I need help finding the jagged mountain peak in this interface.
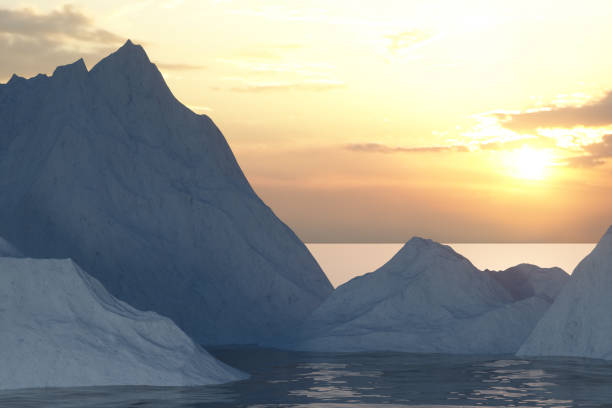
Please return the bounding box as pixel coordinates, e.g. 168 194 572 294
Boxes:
51 59 88 85
91 39 154 76
5 73 29 87
7 74 24 84
122 38 137 48
89 40 174 106
116 39 150 62
52 58 87 77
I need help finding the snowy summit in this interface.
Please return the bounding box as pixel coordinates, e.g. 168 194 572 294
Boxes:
0 40 333 346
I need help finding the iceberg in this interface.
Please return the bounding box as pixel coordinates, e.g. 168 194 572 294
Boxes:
0 256 245 390
518 225 612 360
0 40 333 346
489 263 568 303
287 238 568 354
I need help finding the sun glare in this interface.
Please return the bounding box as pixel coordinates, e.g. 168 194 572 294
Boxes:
506 146 554 181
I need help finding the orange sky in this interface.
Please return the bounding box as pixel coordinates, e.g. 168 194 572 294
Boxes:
2 0 612 242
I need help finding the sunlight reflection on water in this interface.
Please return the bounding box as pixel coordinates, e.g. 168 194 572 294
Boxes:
2 348 612 407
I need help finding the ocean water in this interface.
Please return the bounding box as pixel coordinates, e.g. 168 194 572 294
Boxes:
1 244 606 407
3 348 612 407
306 243 596 287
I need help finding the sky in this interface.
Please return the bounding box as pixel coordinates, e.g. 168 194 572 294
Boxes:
1 0 612 242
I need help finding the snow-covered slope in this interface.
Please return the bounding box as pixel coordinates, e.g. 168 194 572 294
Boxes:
518 225 612 360
0 257 245 390
288 238 568 354
0 40 332 345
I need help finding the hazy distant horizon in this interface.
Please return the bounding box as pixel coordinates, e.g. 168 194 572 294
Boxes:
307 243 596 287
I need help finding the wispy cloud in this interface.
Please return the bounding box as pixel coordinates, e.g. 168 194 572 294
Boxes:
0 4 124 79
0 5 196 79
385 30 436 54
346 143 469 154
498 91 612 132
155 62 207 70
565 134 612 167
215 43 342 93
229 79 345 93
218 58 334 76
478 135 557 151
232 44 304 60
226 6 401 28
0 5 122 44
346 135 560 156
463 91 612 168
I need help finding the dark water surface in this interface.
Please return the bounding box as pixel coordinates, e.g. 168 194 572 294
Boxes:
2 348 612 407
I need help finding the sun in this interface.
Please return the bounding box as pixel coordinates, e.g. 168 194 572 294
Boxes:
505 146 554 181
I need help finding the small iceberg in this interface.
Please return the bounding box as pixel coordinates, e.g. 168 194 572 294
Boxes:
0 255 246 390
287 238 568 354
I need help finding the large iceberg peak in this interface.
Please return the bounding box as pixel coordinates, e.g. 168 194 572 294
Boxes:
91 39 154 77
90 39 175 106
115 39 150 63
0 41 333 346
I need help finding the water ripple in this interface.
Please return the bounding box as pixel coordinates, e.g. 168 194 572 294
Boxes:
1 349 612 407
